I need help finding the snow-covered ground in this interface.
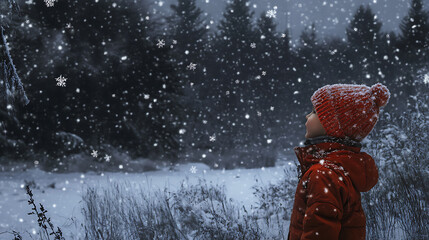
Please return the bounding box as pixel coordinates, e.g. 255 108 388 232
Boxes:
0 155 297 239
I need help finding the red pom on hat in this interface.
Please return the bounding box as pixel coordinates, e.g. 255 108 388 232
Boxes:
311 83 390 142
370 83 390 107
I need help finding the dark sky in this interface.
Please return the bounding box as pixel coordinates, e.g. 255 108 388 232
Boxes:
149 0 428 46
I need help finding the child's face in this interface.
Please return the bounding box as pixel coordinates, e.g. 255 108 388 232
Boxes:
305 106 327 139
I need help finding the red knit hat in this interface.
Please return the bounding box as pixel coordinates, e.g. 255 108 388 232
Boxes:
311 83 390 142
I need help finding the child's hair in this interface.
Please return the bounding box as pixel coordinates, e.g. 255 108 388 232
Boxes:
310 83 390 142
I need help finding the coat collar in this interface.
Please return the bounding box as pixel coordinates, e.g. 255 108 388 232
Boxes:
303 135 362 148
294 135 362 176
293 135 378 192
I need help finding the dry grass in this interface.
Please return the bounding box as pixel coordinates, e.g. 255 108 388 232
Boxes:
81 177 269 239
362 92 429 239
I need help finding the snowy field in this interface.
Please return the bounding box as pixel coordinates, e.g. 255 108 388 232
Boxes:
0 155 296 239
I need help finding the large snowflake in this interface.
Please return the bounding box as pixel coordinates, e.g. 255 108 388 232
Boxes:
156 39 165 48
91 150 98 158
209 134 216 142
424 74 429 85
189 165 197 174
186 62 197 71
104 154 111 162
44 0 57 7
55 75 67 87
266 6 278 18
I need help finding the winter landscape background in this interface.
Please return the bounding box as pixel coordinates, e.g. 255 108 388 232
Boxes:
0 0 428 239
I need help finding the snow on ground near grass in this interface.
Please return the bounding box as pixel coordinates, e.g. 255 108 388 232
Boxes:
0 155 297 239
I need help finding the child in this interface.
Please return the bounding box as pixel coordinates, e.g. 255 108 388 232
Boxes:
287 83 390 240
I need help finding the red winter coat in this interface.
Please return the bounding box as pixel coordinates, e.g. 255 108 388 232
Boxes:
287 138 379 240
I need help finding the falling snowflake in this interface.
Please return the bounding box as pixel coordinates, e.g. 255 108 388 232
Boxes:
65 23 73 29
104 154 111 162
44 0 57 7
424 74 429 85
257 111 262 116
187 62 197 71
281 33 286 38
262 71 266 76
55 75 67 87
156 39 165 48
209 134 216 142
172 39 177 44
266 7 277 18
255 75 261 80
91 150 98 158
250 42 256 48
144 94 150 99
190 165 197 173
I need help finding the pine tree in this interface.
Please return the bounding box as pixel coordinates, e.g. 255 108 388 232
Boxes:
398 0 429 62
278 29 292 69
166 0 210 159
233 13 275 159
298 22 319 70
299 22 317 49
215 0 257 75
0 0 30 158
255 13 278 67
82 0 185 161
13 0 185 162
206 0 279 168
212 0 257 152
319 36 349 82
378 31 400 79
276 28 295 137
345 4 383 83
346 5 382 51
168 0 208 63
295 22 321 103
254 13 279 103
252 13 284 151
0 28 29 112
